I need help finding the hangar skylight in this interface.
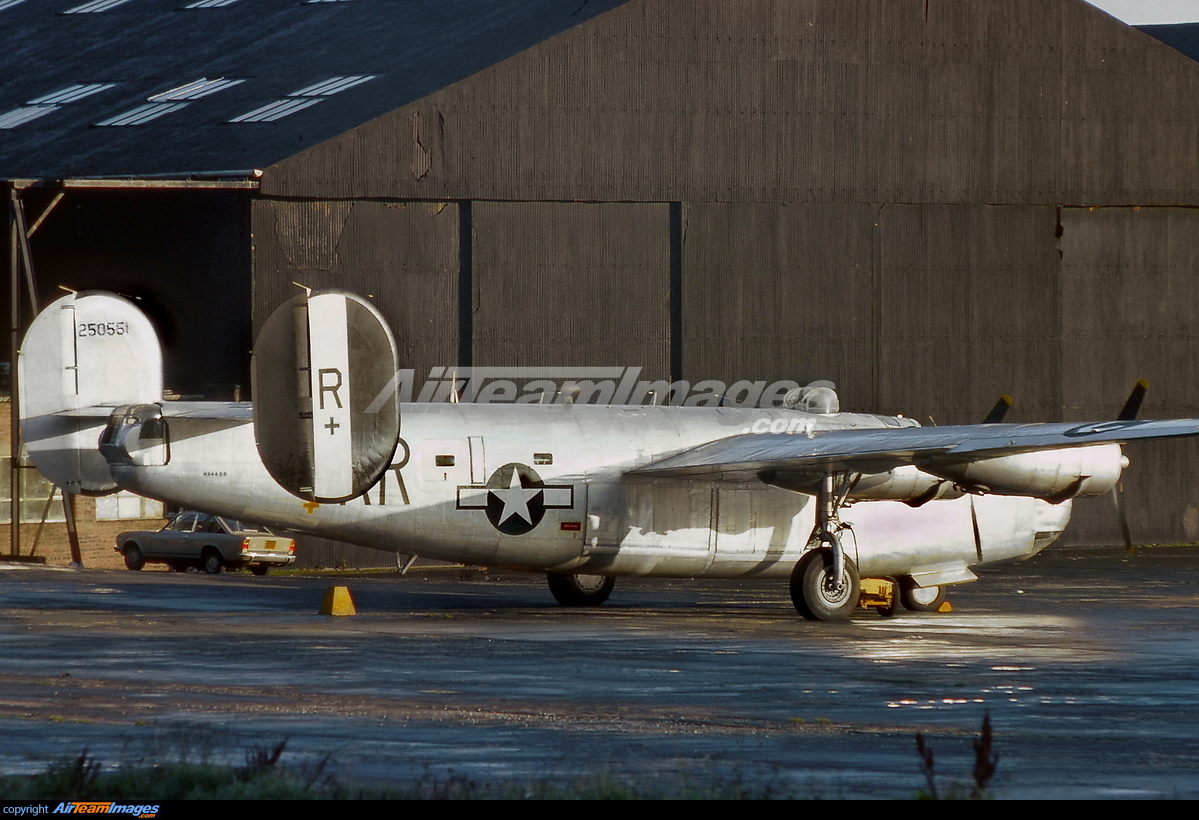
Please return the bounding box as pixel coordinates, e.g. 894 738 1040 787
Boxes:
29 83 117 105
149 78 244 101
0 108 57 129
0 0 28 11
95 103 188 127
290 76 374 97
227 98 321 123
185 0 242 6
65 0 137 12
95 77 243 127
229 75 376 123
0 82 115 130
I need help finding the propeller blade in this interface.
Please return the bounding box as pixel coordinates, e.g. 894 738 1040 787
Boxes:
1118 379 1149 421
982 395 1012 424
1111 481 1134 556
1112 381 1145 554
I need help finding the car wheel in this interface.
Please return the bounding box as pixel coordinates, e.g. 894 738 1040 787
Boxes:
201 549 223 575
123 544 144 571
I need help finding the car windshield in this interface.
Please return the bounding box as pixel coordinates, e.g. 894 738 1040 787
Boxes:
163 513 198 532
217 517 273 535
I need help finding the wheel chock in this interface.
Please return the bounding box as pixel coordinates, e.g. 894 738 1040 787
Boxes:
937 600 953 613
320 586 357 616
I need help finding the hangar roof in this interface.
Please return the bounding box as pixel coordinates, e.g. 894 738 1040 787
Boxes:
0 0 628 180
1138 23 1199 62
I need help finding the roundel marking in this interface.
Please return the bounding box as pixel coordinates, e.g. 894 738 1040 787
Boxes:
486 463 546 535
457 462 575 536
1063 420 1146 438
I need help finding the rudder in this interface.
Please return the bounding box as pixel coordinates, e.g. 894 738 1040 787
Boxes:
18 292 163 494
252 291 400 502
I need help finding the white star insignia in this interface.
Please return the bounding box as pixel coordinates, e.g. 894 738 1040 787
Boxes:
489 469 541 526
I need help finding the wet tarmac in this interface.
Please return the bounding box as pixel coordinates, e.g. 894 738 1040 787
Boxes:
1 545 1198 798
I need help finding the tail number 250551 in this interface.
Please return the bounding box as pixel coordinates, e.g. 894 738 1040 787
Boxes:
78 320 130 337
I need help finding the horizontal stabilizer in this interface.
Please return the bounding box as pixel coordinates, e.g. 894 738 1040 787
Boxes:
19 292 162 494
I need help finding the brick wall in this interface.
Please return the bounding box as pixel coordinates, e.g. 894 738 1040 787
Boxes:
1 399 167 568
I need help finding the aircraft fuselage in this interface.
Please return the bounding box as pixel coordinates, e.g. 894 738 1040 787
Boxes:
108 402 1071 581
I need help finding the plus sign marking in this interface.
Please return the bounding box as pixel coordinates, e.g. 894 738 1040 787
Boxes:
456 463 574 535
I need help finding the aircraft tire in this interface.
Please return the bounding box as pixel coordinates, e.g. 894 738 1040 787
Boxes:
123 544 144 571
201 549 223 575
547 573 615 607
790 550 859 621
898 577 946 612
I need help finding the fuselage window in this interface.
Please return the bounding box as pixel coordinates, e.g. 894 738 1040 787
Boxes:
435 455 456 467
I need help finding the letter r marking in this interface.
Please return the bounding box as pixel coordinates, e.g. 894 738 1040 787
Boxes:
318 368 343 409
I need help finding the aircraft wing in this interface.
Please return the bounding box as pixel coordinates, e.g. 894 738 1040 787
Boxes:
630 418 1199 478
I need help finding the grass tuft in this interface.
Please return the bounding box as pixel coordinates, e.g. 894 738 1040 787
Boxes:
0 747 798 800
914 713 999 800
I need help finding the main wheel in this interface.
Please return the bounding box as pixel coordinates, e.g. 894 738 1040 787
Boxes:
123 544 144 571
201 549 223 575
547 573 615 607
898 577 946 612
790 550 860 621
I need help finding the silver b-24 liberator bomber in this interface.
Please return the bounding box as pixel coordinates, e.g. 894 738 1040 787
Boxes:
19 290 1199 620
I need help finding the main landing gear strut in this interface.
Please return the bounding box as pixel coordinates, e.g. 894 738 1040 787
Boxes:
791 472 860 621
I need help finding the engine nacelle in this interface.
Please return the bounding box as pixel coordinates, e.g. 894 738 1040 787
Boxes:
921 443 1127 501
761 465 963 505
848 465 964 504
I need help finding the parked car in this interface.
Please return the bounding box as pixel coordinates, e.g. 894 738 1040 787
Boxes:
117 511 296 574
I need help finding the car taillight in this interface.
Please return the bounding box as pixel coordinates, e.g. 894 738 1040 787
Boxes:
288 541 295 554
241 538 250 552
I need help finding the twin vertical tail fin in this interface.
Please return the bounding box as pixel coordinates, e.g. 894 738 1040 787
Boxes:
19 289 398 503
18 292 163 494
252 291 400 502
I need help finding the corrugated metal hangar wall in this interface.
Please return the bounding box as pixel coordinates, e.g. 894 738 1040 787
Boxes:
251 0 1199 547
